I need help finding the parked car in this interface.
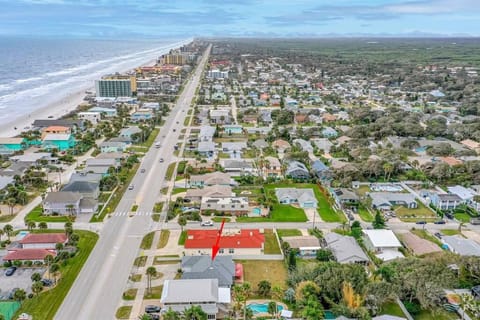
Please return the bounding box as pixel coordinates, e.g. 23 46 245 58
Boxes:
128 185 134 190
434 232 442 239
5 267 17 276
415 221 427 225
41 279 53 287
445 212 454 219
141 168 146 173
145 305 161 313
434 220 446 224
201 220 214 227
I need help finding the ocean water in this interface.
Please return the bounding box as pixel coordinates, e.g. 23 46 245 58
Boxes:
0 37 190 124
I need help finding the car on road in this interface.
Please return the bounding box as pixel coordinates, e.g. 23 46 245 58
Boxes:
48 115 54 118
128 185 134 190
434 220 446 224
434 232 442 239
5 267 17 276
141 168 146 173
145 305 161 313
176 121 179 124
173 129 176 132
415 221 427 225
201 220 214 227
159 158 164 163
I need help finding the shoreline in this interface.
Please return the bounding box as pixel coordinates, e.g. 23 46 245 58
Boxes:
0 40 190 138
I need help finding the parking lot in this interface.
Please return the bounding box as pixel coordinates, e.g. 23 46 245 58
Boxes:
0 267 46 298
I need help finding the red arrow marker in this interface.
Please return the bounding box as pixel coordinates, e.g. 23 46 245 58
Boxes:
211 218 226 261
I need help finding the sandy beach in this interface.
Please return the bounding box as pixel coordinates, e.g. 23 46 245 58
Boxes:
0 39 189 138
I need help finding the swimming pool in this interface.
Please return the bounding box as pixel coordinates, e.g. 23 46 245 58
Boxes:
252 207 261 215
247 303 284 314
17 231 29 240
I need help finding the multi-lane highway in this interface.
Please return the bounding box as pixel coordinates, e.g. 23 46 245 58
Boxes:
55 45 211 320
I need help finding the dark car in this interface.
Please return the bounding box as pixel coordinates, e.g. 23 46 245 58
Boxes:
445 212 454 219
145 305 161 313
434 220 446 224
41 279 54 286
415 221 427 225
141 168 146 173
4 267 17 276
434 232 442 239
144 314 160 320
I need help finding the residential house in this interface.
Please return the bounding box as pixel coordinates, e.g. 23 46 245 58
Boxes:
78 112 101 124
252 139 268 150
0 176 14 191
285 161 310 179
263 156 282 178
181 256 236 287
184 229 265 256
0 138 26 154
259 110 273 124
85 158 118 169
190 172 235 188
369 192 417 210
69 172 103 184
209 109 231 124
272 139 291 153
223 125 243 134
99 141 128 153
119 126 142 142
400 232 442 256
185 185 233 203
323 233 369 264
447 185 480 211
88 106 117 118
199 125 216 142
363 230 404 261
443 235 480 256
293 139 314 153
42 133 75 151
311 160 330 180
322 127 338 138
197 141 215 157
336 135 352 146
41 126 71 139
322 113 337 122
62 181 100 200
43 191 82 215
142 102 160 111
332 188 359 206
9 152 57 165
430 193 462 210
311 138 333 154
221 142 247 157
131 109 153 122
200 197 249 216
160 279 230 319
3 248 56 262
32 119 84 131
222 160 255 176
18 233 68 249
460 139 480 154
282 236 321 257
275 188 317 208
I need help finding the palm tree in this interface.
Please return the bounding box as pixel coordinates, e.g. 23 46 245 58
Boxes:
38 221 48 230
55 243 64 251
44 255 54 279
146 266 157 294
31 272 42 283
3 224 13 241
268 301 278 318
13 289 26 302
178 216 187 232
50 263 60 284
162 308 180 320
5 198 16 216
182 305 207 320
458 222 466 233
26 221 36 231
32 281 43 296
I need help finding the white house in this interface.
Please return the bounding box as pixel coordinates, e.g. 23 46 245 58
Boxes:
78 112 102 124
363 230 404 261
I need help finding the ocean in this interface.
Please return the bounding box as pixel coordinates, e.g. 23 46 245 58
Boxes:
0 37 190 126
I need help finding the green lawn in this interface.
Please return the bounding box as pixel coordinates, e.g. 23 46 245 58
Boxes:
358 206 374 222
153 202 164 213
276 229 302 238
130 274 142 282
172 188 187 195
454 212 471 223
414 309 458 320
165 162 177 181
139 128 160 148
212 217 231 222
237 204 307 223
441 229 462 236
395 202 438 221
122 288 137 300
157 230 170 249
0 214 15 222
143 285 164 299
235 260 287 291
264 229 281 254
410 229 442 247
379 301 407 317
134 256 147 267
116 306 132 319
178 230 187 245
14 230 99 320
140 231 154 250
25 205 72 223
152 214 161 222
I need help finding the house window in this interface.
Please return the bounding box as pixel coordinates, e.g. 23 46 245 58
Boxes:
229 248 234 254
219 249 224 254
207 315 216 320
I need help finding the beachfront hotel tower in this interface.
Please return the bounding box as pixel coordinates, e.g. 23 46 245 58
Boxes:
95 76 136 97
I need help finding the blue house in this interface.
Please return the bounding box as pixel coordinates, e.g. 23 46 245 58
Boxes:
88 107 117 118
311 160 330 180
0 138 27 153
322 127 338 138
223 125 243 134
99 141 128 153
42 134 76 151
131 110 153 122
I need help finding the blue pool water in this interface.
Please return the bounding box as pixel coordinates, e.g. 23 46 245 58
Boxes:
247 303 284 314
252 207 261 215
17 231 29 240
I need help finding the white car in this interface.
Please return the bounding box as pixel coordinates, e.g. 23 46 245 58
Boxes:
201 221 214 227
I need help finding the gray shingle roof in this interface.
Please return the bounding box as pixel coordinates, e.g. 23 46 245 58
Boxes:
181 256 235 287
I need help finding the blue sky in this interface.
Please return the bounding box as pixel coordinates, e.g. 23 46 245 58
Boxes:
0 0 479 38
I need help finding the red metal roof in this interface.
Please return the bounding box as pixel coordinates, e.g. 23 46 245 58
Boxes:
184 229 264 249
4 249 56 261
19 233 67 245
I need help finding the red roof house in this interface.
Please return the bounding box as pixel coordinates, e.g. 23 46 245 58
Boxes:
20 233 68 249
184 229 265 255
3 249 56 262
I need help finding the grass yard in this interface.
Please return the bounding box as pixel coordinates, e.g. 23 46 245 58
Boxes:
122 288 138 300
454 212 471 223
144 285 164 300
139 128 160 148
276 229 302 238
379 301 407 317
140 231 155 250
116 306 132 319
0 214 15 222
157 230 170 249
130 274 142 282
134 256 147 267
236 204 307 222
172 188 187 195
153 259 181 265
264 229 281 254
441 229 462 236
358 206 374 222
395 202 438 222
235 260 287 291
14 230 99 320
152 214 160 222
212 217 231 222
410 229 442 247
153 202 164 213
25 205 72 223
165 162 177 181
178 230 187 245
414 309 458 320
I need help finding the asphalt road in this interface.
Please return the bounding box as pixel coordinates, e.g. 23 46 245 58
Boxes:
55 45 211 320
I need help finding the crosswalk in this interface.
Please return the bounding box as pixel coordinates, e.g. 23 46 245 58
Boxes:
111 211 153 217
